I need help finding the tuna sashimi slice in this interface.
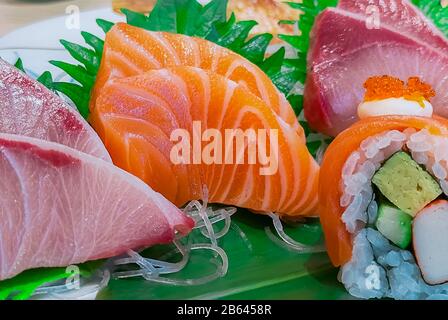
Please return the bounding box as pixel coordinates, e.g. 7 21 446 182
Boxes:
304 8 448 136
338 0 448 53
0 58 111 162
0 133 194 281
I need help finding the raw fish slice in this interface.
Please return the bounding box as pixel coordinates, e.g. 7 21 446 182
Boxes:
0 133 194 281
338 0 448 53
0 58 111 162
304 8 448 136
91 66 319 217
91 23 298 129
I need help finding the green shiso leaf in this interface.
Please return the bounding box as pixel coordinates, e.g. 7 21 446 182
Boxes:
49 60 95 89
192 0 228 37
260 47 285 76
213 17 258 50
0 260 103 300
81 31 104 56
36 71 54 89
59 40 100 76
0 268 70 300
43 20 113 119
239 33 274 65
51 82 90 119
120 8 151 29
96 18 115 33
122 0 228 37
14 58 25 72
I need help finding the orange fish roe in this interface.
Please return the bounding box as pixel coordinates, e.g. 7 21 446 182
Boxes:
363 75 436 107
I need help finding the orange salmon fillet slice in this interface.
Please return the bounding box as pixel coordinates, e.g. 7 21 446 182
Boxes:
91 66 319 217
91 23 300 131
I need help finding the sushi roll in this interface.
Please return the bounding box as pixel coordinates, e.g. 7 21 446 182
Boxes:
319 75 448 299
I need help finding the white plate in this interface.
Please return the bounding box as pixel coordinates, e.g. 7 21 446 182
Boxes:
0 7 124 78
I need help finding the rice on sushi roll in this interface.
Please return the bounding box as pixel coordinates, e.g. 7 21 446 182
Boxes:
319 76 448 299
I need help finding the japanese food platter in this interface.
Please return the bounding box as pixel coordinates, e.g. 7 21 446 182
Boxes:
0 0 447 300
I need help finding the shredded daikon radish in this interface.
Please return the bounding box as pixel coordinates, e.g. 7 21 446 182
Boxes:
185 202 236 239
115 242 190 275
188 187 218 248
230 223 253 251
200 209 232 239
266 213 326 253
113 243 228 286
32 269 110 300
111 187 235 286
194 207 237 228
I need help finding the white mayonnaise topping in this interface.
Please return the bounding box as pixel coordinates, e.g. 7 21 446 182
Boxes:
358 97 433 119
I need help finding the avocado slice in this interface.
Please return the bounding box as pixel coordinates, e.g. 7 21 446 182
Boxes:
376 202 412 249
372 152 442 217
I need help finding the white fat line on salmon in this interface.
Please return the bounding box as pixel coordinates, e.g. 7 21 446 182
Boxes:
169 121 279 176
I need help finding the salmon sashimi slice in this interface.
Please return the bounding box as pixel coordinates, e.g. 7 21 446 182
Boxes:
319 116 448 267
0 133 193 281
0 58 111 162
91 66 319 217
91 22 299 130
